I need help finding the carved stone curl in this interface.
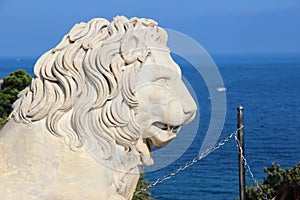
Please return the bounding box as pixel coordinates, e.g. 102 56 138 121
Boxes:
0 16 197 200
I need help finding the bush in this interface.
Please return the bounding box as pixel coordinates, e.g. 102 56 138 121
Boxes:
132 174 154 200
246 162 300 200
0 69 32 129
1 69 32 91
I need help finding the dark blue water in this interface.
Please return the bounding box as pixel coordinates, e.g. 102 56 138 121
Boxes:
0 54 299 199
145 54 300 200
0 57 36 78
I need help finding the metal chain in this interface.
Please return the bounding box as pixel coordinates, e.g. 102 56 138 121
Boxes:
135 126 272 200
234 135 270 200
135 127 241 194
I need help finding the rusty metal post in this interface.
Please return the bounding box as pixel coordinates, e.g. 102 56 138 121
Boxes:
237 106 245 200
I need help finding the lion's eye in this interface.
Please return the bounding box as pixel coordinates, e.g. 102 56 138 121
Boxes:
154 77 168 84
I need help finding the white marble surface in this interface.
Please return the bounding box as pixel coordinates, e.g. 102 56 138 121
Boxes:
0 16 197 199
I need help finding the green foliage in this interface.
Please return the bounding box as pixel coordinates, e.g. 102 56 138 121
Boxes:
246 162 300 200
132 174 154 200
0 117 7 131
1 69 32 91
0 69 32 129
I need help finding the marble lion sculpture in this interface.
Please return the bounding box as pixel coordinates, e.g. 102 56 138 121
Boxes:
0 16 197 199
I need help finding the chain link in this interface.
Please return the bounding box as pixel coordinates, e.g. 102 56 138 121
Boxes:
135 127 241 194
234 135 270 200
135 126 271 200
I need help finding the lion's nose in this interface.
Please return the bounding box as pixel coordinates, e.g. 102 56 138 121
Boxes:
174 79 197 125
183 111 196 125
183 100 197 125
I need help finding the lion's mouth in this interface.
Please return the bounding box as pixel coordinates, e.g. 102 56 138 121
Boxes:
146 138 153 152
152 122 181 133
142 122 182 154
146 121 182 148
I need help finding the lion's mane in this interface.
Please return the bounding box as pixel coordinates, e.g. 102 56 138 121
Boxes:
10 16 168 175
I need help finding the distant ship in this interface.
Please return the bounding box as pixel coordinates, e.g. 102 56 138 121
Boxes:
215 87 227 92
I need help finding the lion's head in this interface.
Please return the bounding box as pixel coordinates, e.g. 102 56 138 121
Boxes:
10 16 197 173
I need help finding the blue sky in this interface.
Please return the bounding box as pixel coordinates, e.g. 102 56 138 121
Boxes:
0 0 300 57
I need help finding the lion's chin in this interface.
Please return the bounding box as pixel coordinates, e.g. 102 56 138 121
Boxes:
149 134 177 148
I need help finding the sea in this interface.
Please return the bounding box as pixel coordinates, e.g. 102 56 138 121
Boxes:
0 54 299 200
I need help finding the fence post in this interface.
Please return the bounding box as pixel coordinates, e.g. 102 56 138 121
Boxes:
237 106 246 200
